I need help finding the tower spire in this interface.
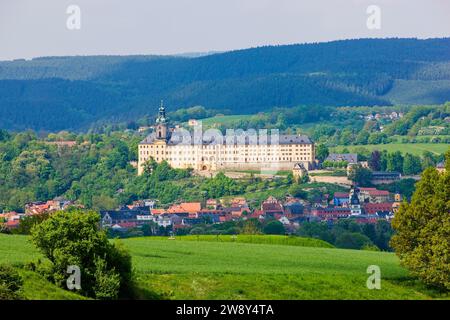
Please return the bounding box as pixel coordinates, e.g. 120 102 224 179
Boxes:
156 99 167 124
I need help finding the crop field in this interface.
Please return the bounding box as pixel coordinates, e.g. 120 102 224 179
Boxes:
138 235 334 248
197 115 254 127
0 234 446 300
333 143 449 156
124 237 444 300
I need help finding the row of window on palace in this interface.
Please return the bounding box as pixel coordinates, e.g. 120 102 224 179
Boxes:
139 144 312 149
140 156 311 162
140 151 311 157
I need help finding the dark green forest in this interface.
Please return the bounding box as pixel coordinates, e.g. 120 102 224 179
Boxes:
1 38 450 131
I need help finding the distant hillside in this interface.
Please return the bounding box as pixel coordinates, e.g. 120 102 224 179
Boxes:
1 38 450 131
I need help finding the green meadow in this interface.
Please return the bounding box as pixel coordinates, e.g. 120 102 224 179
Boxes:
0 234 447 300
135 235 334 248
332 143 449 156
196 115 254 127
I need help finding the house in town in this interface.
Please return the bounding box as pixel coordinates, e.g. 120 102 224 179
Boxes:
333 192 349 207
362 202 394 215
206 199 220 209
278 216 291 226
359 188 391 203
261 196 284 216
100 211 140 229
127 199 156 210
284 201 304 215
436 162 446 173
156 215 172 228
325 153 358 164
25 198 74 215
166 202 202 215
292 162 308 182
311 207 352 220
371 171 401 184
0 212 24 230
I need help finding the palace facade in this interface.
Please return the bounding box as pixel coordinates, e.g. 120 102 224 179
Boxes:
138 104 315 175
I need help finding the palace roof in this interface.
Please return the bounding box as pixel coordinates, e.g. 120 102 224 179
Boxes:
140 131 312 145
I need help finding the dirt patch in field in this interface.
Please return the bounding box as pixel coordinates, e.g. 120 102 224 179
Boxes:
310 175 352 186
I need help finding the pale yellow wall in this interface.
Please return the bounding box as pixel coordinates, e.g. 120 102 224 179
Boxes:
138 140 315 175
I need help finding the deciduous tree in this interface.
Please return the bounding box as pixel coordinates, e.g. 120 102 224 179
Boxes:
391 150 450 290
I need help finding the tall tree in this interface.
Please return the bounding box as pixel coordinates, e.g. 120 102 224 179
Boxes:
315 144 329 162
369 150 382 171
391 150 450 290
402 153 422 175
348 165 373 186
386 151 403 172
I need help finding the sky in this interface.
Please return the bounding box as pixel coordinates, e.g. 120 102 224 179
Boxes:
1 0 449 60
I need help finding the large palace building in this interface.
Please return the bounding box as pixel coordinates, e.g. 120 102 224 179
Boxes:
138 103 315 175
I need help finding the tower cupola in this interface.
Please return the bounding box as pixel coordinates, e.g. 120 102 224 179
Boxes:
155 100 168 140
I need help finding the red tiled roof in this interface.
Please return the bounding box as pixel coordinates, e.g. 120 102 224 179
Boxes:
369 190 390 196
355 217 379 224
167 202 202 213
363 202 394 215
174 224 189 229
334 192 349 198
5 220 20 228
360 188 389 196
199 210 224 214
0 212 18 220
117 222 137 228
312 208 351 217
262 203 283 212
249 212 264 219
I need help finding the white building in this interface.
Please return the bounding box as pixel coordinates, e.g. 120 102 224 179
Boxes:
138 103 315 175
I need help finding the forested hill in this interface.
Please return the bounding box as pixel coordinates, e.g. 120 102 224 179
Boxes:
1 38 450 132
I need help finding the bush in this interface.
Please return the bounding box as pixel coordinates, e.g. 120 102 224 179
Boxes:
263 221 286 235
92 257 121 300
11 212 50 235
288 184 308 199
0 264 24 300
0 285 22 300
30 209 134 299
362 244 381 251
24 259 55 282
335 232 373 250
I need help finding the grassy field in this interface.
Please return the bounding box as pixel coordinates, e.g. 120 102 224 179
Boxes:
1 234 447 300
195 115 254 127
0 234 87 300
142 235 334 248
332 143 449 156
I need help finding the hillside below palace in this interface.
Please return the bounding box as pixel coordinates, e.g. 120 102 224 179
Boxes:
138 103 316 175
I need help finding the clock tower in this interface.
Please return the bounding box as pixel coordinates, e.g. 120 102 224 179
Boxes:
155 100 168 140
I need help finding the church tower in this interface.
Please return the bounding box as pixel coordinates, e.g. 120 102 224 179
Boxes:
155 100 168 140
349 185 362 216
